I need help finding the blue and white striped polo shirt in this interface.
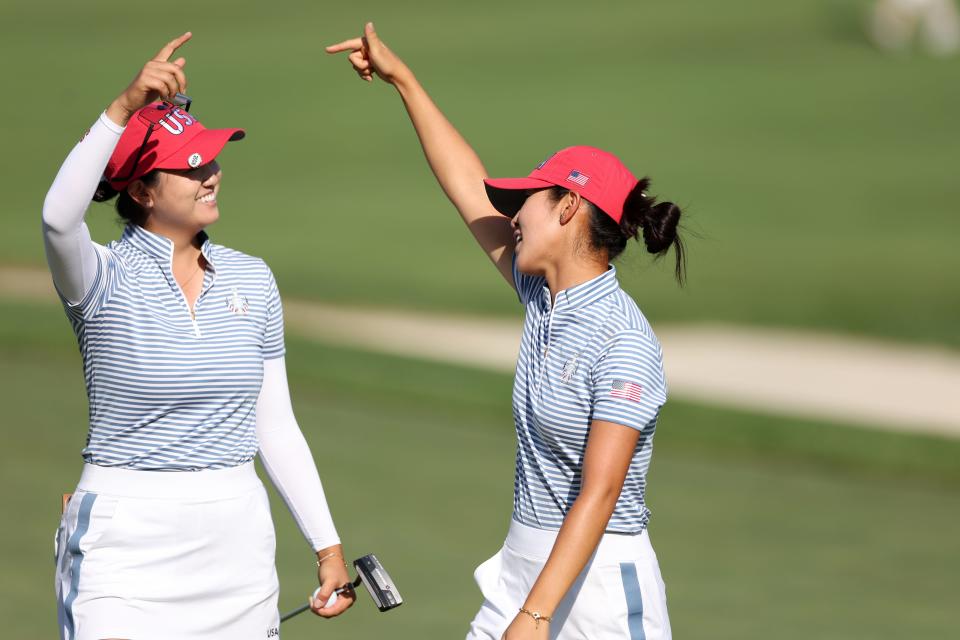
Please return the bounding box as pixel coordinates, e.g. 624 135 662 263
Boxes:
61 224 285 471
511 261 667 533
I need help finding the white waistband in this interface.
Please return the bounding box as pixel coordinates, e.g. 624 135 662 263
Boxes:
76 462 262 500
505 518 649 563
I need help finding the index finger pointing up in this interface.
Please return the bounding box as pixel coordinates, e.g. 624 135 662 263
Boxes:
153 31 193 61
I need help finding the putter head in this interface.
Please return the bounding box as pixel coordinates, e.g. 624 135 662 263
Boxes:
354 554 402 612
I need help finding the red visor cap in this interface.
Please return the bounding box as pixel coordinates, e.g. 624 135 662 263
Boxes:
105 103 245 190
483 146 639 223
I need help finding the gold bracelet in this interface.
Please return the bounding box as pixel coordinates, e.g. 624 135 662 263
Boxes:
316 551 345 567
518 607 552 628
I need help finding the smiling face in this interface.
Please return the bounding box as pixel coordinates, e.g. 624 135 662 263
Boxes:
132 161 222 237
511 188 577 276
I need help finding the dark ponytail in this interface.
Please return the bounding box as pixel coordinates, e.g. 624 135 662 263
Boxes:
550 179 687 285
91 171 158 228
620 179 686 285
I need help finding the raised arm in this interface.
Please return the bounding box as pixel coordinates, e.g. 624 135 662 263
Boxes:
327 23 516 286
42 115 124 304
42 33 191 304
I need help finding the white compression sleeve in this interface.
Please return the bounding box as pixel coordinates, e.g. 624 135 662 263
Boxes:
257 357 341 551
42 112 124 304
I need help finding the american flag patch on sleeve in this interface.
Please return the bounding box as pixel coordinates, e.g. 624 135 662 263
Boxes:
566 170 590 186
610 379 643 402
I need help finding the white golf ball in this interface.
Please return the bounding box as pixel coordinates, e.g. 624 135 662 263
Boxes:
312 586 338 609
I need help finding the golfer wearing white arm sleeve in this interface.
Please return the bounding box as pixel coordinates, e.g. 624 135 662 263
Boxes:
45 33 354 640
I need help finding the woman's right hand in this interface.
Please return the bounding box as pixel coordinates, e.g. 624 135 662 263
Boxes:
326 22 516 288
326 22 410 86
105 32 192 126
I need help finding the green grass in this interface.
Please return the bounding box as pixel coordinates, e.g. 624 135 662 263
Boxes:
1 300 957 638
2 1 958 635
2 0 958 348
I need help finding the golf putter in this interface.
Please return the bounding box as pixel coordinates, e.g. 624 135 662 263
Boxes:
280 553 402 623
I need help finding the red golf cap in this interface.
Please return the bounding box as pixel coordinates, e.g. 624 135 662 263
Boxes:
105 103 245 190
484 146 639 223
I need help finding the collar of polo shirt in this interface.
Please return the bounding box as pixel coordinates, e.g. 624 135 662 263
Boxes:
123 224 217 274
539 266 620 311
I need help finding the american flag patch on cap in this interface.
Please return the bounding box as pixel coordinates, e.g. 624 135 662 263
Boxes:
566 170 589 186
610 379 642 402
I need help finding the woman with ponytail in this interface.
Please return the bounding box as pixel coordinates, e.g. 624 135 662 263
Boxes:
43 33 355 639
329 24 683 640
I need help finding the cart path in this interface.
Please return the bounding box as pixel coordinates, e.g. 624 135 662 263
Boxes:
4 265 958 439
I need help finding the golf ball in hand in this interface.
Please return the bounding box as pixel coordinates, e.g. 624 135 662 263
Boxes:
313 586 338 609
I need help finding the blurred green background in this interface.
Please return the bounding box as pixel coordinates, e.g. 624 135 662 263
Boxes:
1 0 958 638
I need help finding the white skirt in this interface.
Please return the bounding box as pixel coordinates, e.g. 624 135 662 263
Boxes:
467 519 671 640
54 463 279 640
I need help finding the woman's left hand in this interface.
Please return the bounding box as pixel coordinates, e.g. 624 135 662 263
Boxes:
501 612 550 640
310 544 356 618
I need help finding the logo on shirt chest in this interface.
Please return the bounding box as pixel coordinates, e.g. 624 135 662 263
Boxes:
560 356 580 384
225 287 250 315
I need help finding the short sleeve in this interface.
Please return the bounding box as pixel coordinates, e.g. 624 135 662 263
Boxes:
263 266 286 360
512 253 547 305
590 330 667 431
60 243 122 323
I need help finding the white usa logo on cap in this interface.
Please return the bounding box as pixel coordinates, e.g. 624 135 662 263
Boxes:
188 153 203 168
